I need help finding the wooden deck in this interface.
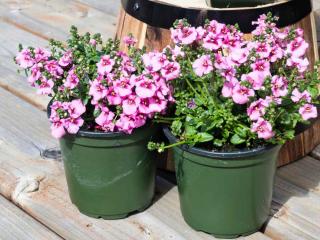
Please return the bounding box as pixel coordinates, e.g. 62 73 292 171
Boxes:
0 0 320 239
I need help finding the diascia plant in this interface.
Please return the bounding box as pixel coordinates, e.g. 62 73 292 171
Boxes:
15 27 174 138
148 14 320 152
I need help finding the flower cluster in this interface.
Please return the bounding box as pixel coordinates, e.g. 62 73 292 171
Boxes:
15 27 174 138
149 14 320 152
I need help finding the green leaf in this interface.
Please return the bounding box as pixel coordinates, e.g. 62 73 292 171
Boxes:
231 134 246 145
213 139 223 147
197 132 214 143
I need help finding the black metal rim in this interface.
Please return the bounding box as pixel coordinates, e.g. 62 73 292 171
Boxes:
121 0 312 33
163 126 278 159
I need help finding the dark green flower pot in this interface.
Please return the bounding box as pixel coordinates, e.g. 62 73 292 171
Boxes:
206 0 275 8
163 127 281 238
59 125 157 219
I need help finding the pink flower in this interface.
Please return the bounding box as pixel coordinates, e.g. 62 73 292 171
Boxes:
58 51 72 67
115 114 136 134
251 118 275 140
34 48 51 62
171 46 185 60
89 79 108 103
149 96 167 113
51 119 66 139
230 48 249 65
251 60 270 77
113 78 132 97
16 49 34 69
123 35 137 46
286 57 309 73
139 98 152 114
136 80 157 98
178 27 197 45
207 20 224 35
89 39 97 46
299 104 318 120
64 117 84 134
36 77 54 95
232 84 255 104
106 87 122 105
269 46 284 62
291 88 311 103
95 110 115 131
222 79 239 98
64 69 79 89
254 42 271 59
28 64 42 86
45 60 63 78
286 37 309 58
221 67 237 82
241 71 265 90
133 114 147 128
67 99 86 118
203 33 222 51
122 95 140 115
271 76 288 98
142 52 167 72
214 53 228 70
247 99 269 121
97 55 115 75
192 55 213 77
161 62 180 81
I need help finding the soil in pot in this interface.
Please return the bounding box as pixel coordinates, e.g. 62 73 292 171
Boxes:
59 125 158 219
163 127 281 238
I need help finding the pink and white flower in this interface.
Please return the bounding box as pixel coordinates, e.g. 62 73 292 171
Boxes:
251 118 275 140
286 37 309 58
247 99 269 121
192 55 213 77
16 49 34 69
64 69 79 89
97 55 115 75
58 51 72 67
291 88 312 103
299 104 317 120
161 62 180 81
271 75 288 98
232 84 255 104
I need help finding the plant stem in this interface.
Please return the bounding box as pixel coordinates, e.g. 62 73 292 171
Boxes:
163 140 186 150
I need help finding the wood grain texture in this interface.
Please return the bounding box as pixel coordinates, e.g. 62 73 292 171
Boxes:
0 0 117 40
0 195 62 240
0 88 57 158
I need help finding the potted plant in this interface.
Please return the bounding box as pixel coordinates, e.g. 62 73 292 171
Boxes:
15 27 174 219
206 0 275 8
148 14 320 238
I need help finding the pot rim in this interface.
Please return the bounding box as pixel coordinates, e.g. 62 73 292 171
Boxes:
163 126 279 159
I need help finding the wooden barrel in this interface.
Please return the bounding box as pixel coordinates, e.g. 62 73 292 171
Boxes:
116 0 319 169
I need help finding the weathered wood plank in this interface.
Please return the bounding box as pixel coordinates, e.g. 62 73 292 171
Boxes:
0 88 56 158
311 144 320 160
75 0 121 17
277 157 320 194
0 195 62 240
1 0 117 40
267 177 320 239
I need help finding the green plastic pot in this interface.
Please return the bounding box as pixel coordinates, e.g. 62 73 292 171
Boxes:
163 127 281 238
206 0 275 7
58 125 157 219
